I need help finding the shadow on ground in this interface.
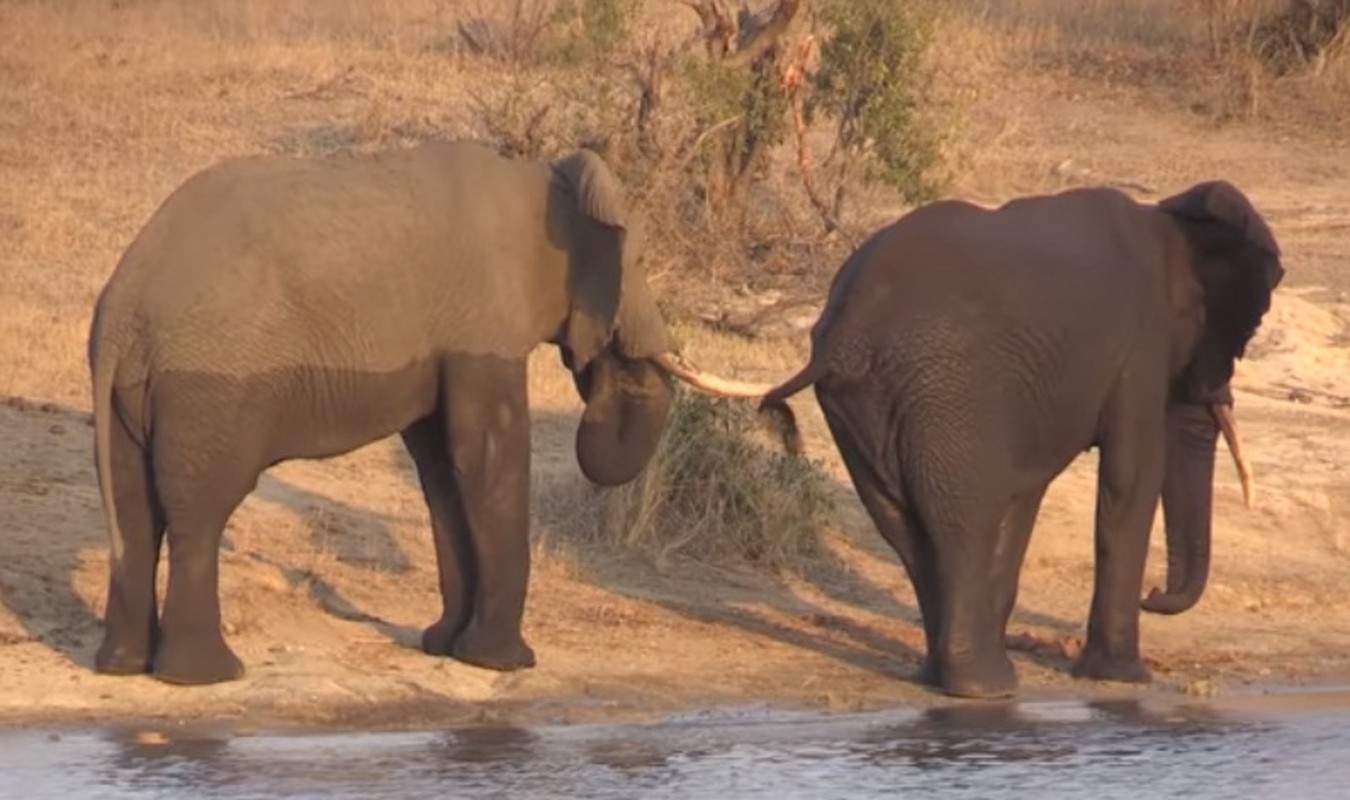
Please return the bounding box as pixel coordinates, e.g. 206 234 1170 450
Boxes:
0 395 423 669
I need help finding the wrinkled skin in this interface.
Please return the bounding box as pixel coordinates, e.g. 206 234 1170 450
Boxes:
760 181 1283 700
87 140 737 685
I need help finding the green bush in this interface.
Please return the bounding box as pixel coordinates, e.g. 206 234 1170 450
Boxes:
811 0 945 204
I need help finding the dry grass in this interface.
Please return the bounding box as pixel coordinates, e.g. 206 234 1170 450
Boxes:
586 390 835 569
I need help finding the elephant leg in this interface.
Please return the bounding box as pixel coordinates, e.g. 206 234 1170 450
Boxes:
922 498 1017 700
991 485 1048 640
148 409 256 685
1071 390 1165 685
94 412 166 675
400 415 475 657
844 463 943 686
439 356 536 671
819 397 942 684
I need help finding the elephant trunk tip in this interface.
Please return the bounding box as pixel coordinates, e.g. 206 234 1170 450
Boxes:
1140 582 1206 615
758 401 804 457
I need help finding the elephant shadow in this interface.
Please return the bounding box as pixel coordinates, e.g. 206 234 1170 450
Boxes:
247 443 416 577
0 395 426 669
232 437 429 647
0 397 108 668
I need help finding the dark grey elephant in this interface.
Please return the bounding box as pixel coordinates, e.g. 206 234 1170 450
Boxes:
88 139 764 685
759 180 1283 699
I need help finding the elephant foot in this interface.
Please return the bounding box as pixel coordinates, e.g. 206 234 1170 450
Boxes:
449 622 536 672
151 634 245 685
912 655 942 688
420 617 467 658
940 653 1018 700
94 637 153 676
1070 648 1152 685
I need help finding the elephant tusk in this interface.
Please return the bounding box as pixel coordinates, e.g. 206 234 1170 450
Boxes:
652 352 777 399
1211 402 1255 510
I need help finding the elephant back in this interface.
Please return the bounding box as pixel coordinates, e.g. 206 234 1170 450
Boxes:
108 141 569 377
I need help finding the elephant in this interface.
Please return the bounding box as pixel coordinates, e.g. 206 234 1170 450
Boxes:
758 180 1283 699
87 139 764 685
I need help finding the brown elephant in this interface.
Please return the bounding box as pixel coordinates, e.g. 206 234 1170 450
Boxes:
760 180 1282 699
88 139 764 685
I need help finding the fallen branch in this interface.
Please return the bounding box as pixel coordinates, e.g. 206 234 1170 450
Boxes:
782 33 858 247
285 65 358 100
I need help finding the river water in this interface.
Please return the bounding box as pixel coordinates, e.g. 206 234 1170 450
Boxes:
2 695 1347 799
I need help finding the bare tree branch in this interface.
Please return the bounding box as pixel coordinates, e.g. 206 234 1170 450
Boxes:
725 0 803 68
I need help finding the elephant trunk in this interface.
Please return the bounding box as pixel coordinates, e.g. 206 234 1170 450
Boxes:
1141 400 1253 615
575 357 674 487
574 350 792 487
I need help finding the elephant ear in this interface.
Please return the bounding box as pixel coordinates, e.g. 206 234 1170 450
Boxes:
1159 180 1285 400
612 212 675 359
1159 179 1281 258
553 149 628 371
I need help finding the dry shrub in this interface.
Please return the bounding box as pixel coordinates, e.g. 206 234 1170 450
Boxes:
1245 0 1350 75
593 391 835 570
1191 0 1350 120
456 0 948 298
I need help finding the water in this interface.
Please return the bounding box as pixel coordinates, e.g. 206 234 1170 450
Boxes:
2 697 1347 799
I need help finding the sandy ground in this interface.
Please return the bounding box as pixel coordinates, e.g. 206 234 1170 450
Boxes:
1 1 1348 732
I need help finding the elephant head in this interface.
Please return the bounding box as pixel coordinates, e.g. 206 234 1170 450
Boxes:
548 149 772 487
1143 180 1284 615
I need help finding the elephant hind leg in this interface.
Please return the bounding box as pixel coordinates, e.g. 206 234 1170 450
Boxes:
991 485 1049 640
921 498 1019 700
819 397 941 684
146 401 260 685
95 411 166 676
400 415 474 657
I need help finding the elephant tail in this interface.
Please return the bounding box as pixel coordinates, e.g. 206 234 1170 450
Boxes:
756 360 829 458
90 331 123 568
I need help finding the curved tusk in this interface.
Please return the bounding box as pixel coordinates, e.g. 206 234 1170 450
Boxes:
1211 402 1255 510
651 352 777 399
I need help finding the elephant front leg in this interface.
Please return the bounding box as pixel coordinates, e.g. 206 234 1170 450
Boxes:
95 419 166 675
1071 400 1165 685
439 357 536 672
400 417 473 656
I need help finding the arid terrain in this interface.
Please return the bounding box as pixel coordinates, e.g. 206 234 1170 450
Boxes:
1 0 1348 732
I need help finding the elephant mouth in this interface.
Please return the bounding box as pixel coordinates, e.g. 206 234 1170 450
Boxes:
1213 401 1254 509
651 351 778 398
